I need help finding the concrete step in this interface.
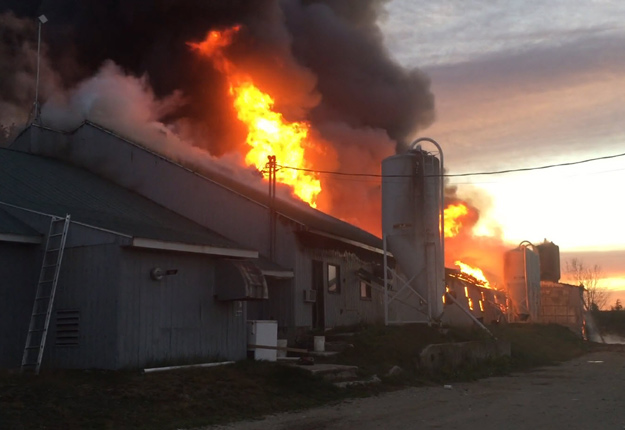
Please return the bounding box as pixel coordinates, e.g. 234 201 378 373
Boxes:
309 350 339 358
334 374 381 388
290 363 359 381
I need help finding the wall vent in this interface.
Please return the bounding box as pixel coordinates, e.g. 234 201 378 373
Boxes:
55 310 80 347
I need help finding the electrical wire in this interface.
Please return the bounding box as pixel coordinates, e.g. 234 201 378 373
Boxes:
276 150 625 179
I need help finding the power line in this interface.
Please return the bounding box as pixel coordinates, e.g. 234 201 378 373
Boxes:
442 151 625 178
276 150 625 178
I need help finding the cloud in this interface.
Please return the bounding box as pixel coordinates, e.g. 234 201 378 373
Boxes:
383 0 625 67
422 32 625 170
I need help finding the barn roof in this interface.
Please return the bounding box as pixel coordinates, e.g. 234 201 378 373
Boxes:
12 122 383 252
0 148 256 256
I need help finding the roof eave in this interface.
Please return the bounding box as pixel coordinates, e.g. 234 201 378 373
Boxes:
261 269 295 279
0 233 42 244
305 228 386 255
130 237 258 258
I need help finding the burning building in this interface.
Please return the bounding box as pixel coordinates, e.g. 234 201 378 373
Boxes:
0 2 590 371
3 121 405 369
443 268 508 327
0 0 438 369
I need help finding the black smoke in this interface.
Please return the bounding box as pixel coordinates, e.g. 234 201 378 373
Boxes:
0 0 434 149
284 0 434 147
0 0 435 234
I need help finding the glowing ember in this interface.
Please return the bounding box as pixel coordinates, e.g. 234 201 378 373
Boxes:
188 26 321 207
455 260 491 288
444 203 469 237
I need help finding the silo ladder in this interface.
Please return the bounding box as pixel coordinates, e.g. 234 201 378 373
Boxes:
21 214 71 374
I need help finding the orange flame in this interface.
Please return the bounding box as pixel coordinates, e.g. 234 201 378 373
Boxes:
188 26 321 207
455 260 491 288
444 203 468 238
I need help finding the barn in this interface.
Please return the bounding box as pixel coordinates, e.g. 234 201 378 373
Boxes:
5 121 392 369
0 147 266 370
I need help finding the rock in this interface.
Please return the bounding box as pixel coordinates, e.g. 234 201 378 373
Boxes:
386 365 404 376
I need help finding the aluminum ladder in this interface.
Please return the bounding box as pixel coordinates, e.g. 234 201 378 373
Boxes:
21 214 71 374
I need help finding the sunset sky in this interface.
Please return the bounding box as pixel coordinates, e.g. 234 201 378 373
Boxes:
382 0 625 295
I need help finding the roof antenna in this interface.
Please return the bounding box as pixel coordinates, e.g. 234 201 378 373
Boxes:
32 14 48 125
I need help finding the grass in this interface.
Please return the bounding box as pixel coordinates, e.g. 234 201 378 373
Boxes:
0 323 592 430
490 323 589 369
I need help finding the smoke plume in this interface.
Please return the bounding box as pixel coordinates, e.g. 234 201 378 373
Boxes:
0 0 435 236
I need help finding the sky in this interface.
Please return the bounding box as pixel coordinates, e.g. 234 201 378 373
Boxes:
381 0 625 294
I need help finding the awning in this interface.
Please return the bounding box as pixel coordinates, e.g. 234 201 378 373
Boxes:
215 259 268 301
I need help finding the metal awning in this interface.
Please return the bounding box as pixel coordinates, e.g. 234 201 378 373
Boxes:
215 259 269 301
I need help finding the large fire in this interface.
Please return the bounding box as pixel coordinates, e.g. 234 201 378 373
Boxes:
188 26 322 207
444 200 498 293
444 203 469 238
455 260 491 288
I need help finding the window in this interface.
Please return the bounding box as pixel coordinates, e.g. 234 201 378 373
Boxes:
360 281 372 300
327 264 340 294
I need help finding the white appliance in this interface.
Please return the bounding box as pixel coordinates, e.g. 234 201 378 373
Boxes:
247 320 278 361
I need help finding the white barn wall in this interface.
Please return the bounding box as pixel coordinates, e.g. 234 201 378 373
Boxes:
45 244 121 369
117 248 247 368
0 242 40 368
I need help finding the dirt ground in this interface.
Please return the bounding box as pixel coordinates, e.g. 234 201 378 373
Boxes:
201 346 625 430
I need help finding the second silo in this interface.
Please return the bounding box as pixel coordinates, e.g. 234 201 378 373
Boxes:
381 148 444 320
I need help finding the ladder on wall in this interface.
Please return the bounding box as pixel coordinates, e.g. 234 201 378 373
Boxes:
21 214 71 374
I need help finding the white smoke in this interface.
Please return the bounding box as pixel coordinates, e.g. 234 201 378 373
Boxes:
40 60 274 197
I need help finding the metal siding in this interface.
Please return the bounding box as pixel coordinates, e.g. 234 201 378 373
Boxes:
117 249 246 368
44 244 121 369
294 247 313 329
1 216 128 370
294 247 385 331
0 242 40 368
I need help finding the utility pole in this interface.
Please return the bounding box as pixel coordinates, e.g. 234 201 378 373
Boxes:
33 14 48 124
264 156 277 259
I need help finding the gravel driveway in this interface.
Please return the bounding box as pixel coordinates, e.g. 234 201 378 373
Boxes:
201 347 625 430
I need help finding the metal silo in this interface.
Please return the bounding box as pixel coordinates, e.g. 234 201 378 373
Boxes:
536 240 561 282
381 146 444 322
504 242 541 321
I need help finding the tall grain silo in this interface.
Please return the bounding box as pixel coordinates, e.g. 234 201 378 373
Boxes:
504 242 541 321
381 147 444 321
536 240 561 282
